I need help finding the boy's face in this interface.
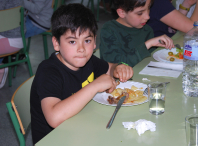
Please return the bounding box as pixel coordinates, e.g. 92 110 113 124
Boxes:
117 0 151 28
52 28 96 71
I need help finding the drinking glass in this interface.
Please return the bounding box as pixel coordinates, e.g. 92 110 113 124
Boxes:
185 114 198 146
148 82 167 115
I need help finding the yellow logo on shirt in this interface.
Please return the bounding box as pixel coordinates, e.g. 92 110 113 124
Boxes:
82 72 94 87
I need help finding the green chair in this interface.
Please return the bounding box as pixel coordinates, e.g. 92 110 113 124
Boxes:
6 76 34 146
0 6 33 87
81 0 108 22
27 0 64 60
172 0 177 8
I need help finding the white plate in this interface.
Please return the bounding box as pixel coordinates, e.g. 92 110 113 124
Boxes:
93 81 148 106
153 48 183 64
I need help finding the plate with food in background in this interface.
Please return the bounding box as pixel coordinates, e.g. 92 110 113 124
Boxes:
92 81 148 106
153 48 183 64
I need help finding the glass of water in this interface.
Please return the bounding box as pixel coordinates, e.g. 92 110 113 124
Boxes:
148 82 167 115
185 114 198 146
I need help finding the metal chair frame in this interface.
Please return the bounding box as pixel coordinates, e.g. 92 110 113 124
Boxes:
0 6 33 86
6 76 34 146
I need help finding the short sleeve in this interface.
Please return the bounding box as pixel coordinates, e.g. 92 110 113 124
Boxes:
36 65 63 101
91 55 109 78
151 0 175 20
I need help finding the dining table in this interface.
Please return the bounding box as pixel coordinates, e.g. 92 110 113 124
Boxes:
35 31 198 146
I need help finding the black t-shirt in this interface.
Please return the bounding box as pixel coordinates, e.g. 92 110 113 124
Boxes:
30 52 109 144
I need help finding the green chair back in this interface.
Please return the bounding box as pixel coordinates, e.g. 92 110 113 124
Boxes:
0 7 20 31
0 6 33 87
6 76 34 146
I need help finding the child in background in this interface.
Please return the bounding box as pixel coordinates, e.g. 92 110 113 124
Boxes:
100 0 175 67
148 0 198 37
30 4 133 145
24 0 53 38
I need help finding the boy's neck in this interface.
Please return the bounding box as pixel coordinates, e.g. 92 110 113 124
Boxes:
56 53 80 71
116 17 133 28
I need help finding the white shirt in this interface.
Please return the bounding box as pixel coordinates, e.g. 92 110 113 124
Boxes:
0 35 23 48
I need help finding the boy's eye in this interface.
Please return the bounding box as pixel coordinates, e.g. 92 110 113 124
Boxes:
69 41 76 44
85 40 91 43
137 13 142 16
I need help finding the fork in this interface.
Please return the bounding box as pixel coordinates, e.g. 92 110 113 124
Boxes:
143 82 170 95
159 40 182 50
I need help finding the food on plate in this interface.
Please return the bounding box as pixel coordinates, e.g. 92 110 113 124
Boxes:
169 57 175 62
168 52 173 56
167 48 183 61
107 85 147 104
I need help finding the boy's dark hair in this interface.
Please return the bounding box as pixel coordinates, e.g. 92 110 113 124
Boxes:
113 0 154 12
51 4 98 43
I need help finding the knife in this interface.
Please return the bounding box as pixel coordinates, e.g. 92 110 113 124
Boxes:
106 95 126 129
147 65 182 72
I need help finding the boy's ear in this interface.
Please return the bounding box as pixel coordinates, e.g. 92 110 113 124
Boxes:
94 35 97 49
52 36 60 51
116 8 126 18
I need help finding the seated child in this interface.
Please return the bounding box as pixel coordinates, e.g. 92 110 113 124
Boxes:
148 0 198 37
30 4 133 145
100 0 175 67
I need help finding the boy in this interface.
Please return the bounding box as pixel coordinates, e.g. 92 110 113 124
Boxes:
30 4 133 145
100 0 175 67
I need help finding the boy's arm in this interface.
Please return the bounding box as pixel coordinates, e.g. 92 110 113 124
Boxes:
145 34 175 50
106 63 133 82
100 26 151 67
41 74 117 128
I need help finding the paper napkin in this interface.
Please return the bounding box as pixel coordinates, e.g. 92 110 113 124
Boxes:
122 119 156 136
139 61 183 78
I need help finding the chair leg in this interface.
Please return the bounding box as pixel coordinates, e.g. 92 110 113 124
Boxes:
42 34 49 60
102 0 107 13
25 53 33 77
8 56 12 87
6 102 26 146
13 54 20 78
96 0 107 22
97 0 100 22
91 0 95 12
26 37 31 53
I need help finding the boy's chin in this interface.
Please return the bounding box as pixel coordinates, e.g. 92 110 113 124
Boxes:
74 62 88 68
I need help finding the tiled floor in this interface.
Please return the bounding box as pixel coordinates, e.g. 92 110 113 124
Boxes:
0 0 115 145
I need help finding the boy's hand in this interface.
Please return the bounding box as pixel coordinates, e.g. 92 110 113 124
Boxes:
93 74 117 93
113 64 133 82
145 34 174 49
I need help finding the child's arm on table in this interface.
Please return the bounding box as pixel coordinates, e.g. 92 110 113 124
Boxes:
106 63 133 83
41 74 117 128
145 34 175 50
